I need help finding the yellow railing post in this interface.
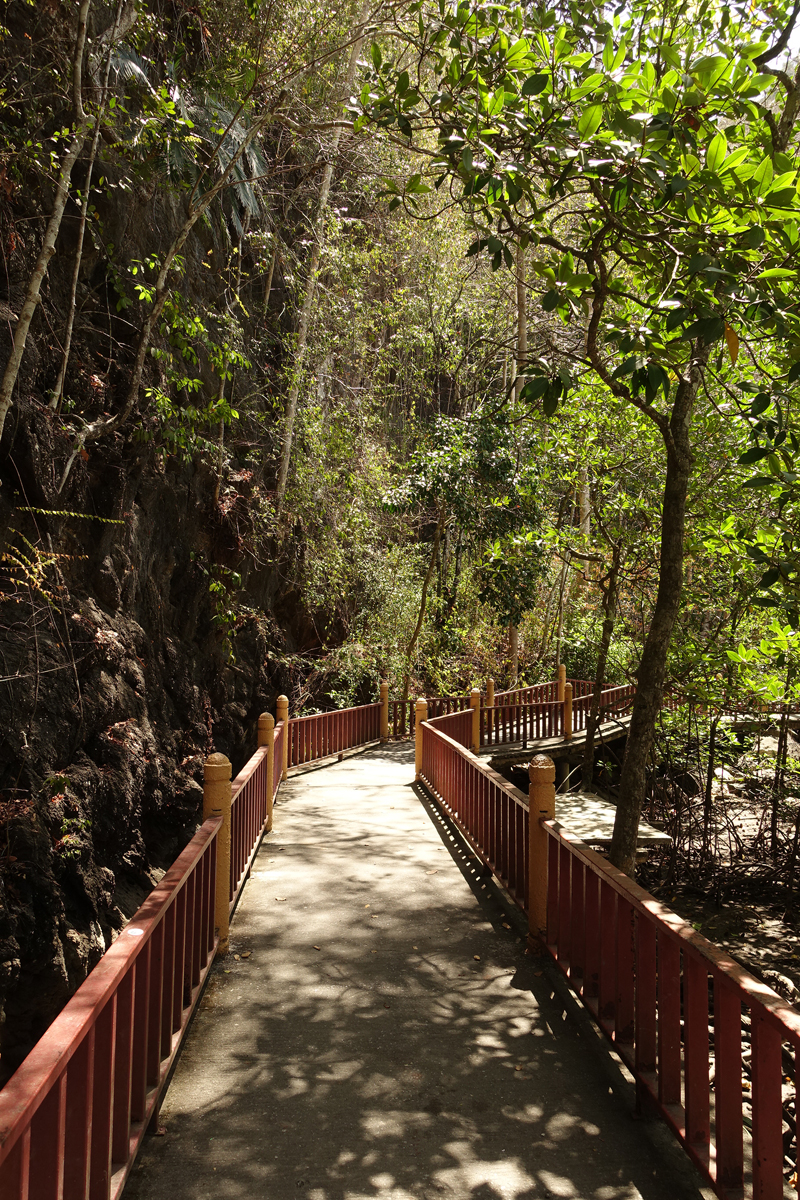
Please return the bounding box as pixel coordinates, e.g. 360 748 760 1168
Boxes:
415 697 428 780
259 711 275 831
528 753 555 948
380 679 389 742
203 752 232 956
276 694 289 779
563 682 573 741
558 663 566 701
470 687 480 754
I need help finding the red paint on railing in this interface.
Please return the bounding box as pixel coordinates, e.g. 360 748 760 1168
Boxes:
541 820 800 1197
286 702 381 768
420 722 529 909
427 707 473 748
390 700 413 738
418 710 800 1198
0 818 220 1200
272 721 285 803
229 744 271 914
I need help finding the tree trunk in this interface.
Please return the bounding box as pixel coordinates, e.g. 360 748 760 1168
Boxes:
508 623 519 687
514 238 527 403
609 352 705 874
275 0 369 507
0 0 93 443
582 546 620 788
401 517 443 703
51 0 124 412
702 716 718 861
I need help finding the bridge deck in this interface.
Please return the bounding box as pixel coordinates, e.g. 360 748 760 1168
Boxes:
481 715 632 766
124 744 707 1200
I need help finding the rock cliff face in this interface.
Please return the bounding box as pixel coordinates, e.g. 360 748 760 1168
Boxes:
0 406 291 1081
0 1 325 1083
0 186 297 1086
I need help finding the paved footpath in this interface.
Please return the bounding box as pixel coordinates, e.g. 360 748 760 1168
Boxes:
125 744 711 1200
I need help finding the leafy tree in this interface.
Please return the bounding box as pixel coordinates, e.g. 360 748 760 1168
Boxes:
386 406 541 696
356 0 800 871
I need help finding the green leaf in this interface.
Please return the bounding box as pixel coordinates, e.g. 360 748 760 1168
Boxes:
738 446 770 464
371 43 382 70
706 131 727 172
788 362 800 383
520 376 550 401
753 155 774 197
759 567 781 587
602 34 614 71
578 104 603 138
542 391 559 417
757 268 795 279
742 476 777 488
521 73 549 96
541 289 560 312
684 316 725 344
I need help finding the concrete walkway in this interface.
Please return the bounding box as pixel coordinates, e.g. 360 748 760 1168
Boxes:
124 744 710 1200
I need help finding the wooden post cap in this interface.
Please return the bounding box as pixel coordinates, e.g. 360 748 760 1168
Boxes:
470 687 480 701
380 679 389 696
204 752 231 779
529 754 555 783
258 712 274 746
415 697 428 713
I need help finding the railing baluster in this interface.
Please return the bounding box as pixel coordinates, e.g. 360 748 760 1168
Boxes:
570 858 585 986
558 842 571 970
63 1029 94 1200
584 867 600 1002
615 897 635 1050
713 975 744 1191
751 1011 784 1198
89 997 116 1200
160 904 177 1058
547 833 559 949
111 967 135 1164
635 917 657 1076
684 954 710 1153
598 881 617 1032
131 943 149 1123
657 934 682 1107
28 1070 66 1200
147 922 164 1086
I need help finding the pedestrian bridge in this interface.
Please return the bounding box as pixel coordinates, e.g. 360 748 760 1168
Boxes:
0 681 796 1200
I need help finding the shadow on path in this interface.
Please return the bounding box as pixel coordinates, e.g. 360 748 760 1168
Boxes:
124 744 711 1200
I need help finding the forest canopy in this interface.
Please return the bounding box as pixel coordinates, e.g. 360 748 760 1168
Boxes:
1 0 800 883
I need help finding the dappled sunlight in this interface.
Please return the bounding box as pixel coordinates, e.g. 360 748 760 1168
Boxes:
124 745 707 1200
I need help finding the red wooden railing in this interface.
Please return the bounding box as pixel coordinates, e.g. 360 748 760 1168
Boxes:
419 712 800 1198
571 684 636 735
0 818 220 1200
427 707 473 748
494 680 562 704
272 721 285 802
480 699 562 746
287 702 381 768
391 699 414 738
480 683 636 749
229 719 285 914
543 820 800 1197
420 722 529 909
426 695 470 719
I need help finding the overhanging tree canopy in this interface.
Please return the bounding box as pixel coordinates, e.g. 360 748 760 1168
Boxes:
355 0 800 870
